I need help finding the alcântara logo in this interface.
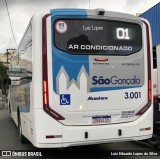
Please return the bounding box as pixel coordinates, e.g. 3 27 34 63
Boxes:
92 75 140 85
87 96 108 100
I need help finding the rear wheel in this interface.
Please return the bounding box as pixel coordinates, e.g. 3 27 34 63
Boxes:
8 102 11 113
147 136 160 147
147 102 160 147
147 123 160 147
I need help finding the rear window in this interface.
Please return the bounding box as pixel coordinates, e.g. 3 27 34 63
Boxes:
54 19 142 55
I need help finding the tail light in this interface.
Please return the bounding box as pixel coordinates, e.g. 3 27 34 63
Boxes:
43 81 48 105
136 21 152 116
94 58 108 62
42 14 65 120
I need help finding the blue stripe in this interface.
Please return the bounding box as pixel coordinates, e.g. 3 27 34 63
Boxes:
90 86 141 92
50 9 87 17
50 9 88 93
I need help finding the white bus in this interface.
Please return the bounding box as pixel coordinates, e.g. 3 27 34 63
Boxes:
8 9 153 148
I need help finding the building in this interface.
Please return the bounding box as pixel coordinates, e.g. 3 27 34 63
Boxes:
0 50 17 66
140 2 160 93
140 3 160 47
0 51 16 91
0 54 7 64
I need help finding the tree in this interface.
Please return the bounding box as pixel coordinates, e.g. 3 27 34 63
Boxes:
0 61 7 90
0 61 7 78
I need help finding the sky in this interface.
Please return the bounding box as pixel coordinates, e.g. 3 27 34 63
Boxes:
0 0 160 53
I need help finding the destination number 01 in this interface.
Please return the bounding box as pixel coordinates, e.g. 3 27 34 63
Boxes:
116 28 130 40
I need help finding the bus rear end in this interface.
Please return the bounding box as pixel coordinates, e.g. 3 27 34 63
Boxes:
34 9 153 148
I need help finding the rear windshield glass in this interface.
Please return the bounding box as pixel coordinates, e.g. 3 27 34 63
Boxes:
54 19 142 55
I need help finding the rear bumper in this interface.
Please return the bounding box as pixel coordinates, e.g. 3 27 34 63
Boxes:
62 122 151 148
35 135 151 148
33 106 153 148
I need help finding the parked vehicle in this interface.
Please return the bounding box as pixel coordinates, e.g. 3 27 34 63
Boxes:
147 68 160 147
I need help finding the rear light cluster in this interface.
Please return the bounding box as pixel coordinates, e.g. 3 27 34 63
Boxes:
46 135 54 139
42 14 65 120
46 135 62 139
43 81 48 105
136 21 152 116
140 127 151 131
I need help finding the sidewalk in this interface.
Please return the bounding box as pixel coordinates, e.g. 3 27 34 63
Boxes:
0 100 7 110
0 92 8 110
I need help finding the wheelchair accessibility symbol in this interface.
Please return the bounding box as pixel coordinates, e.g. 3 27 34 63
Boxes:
60 94 70 105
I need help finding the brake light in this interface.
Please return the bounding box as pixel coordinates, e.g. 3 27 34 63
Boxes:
44 93 48 105
136 20 152 116
44 81 47 92
46 135 54 139
148 80 152 101
43 81 48 105
94 58 108 62
140 127 151 131
42 14 65 120
146 127 151 130
46 135 62 139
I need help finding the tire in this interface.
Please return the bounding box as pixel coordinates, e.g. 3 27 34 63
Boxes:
18 113 28 143
147 138 160 147
8 103 11 113
148 102 160 147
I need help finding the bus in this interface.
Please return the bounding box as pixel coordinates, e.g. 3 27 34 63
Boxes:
8 9 153 148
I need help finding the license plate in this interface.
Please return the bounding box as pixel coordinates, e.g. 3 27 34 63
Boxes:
92 115 111 124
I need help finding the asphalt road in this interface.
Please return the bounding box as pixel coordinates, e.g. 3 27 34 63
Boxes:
0 101 160 159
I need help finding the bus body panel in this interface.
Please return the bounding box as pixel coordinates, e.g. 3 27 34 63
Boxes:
8 9 153 148
46 9 151 126
31 106 152 148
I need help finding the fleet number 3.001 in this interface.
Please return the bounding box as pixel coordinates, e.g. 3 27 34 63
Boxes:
124 92 141 99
